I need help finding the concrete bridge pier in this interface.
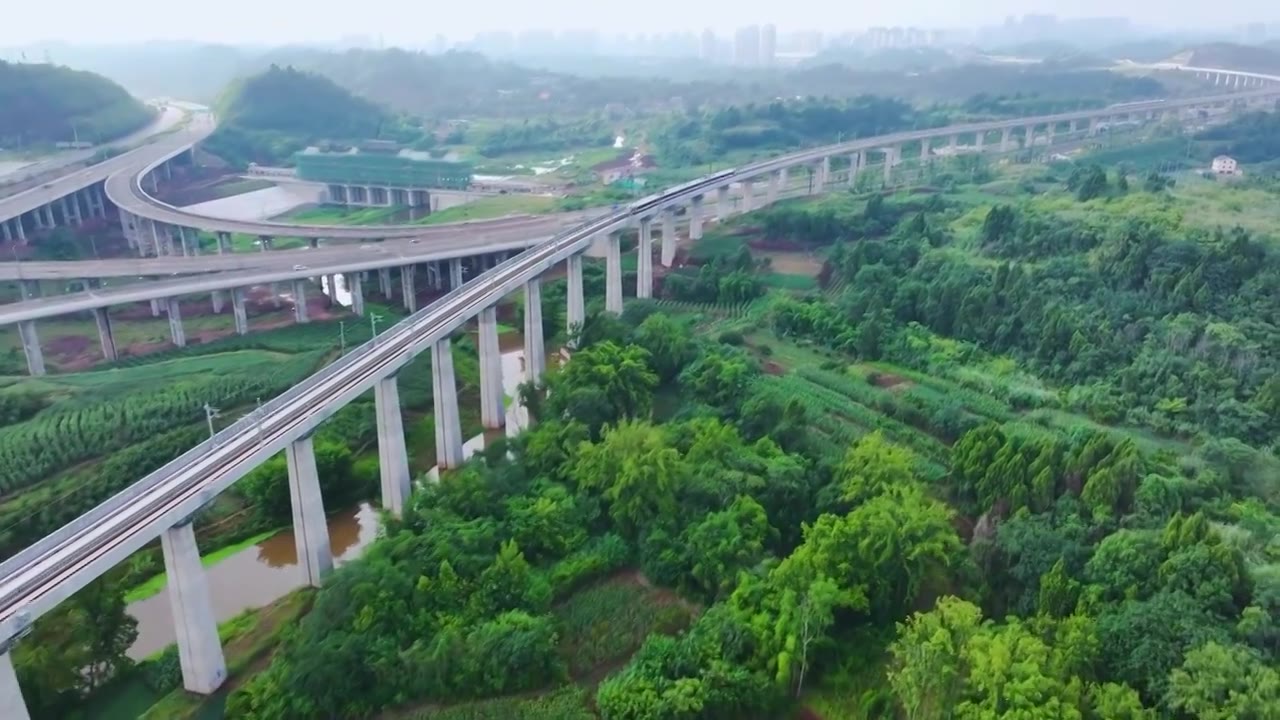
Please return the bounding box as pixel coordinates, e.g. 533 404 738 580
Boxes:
347 273 365 316
778 166 789 193
43 205 54 229
636 218 654 299
478 306 505 429
716 185 730 220
689 196 704 240
286 436 333 587
94 308 117 362
167 298 185 347
20 280 39 300
849 153 861 186
1000 127 1013 152
740 179 754 213
567 253 585 342
400 266 417 312
258 236 272 252
161 520 227 694
661 208 677 267
766 171 780 205
18 320 44 376
432 338 464 470
524 277 546 383
0 651 30 720
883 147 898 184
821 156 832 187
291 280 309 323
231 289 249 335
974 132 985 152
449 257 464 289
211 290 225 314
378 267 393 299
605 232 623 315
149 298 162 317
1024 125 1036 149
374 376 411 515
216 232 231 255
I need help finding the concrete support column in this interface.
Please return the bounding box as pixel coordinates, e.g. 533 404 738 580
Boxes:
778 166 789 193
308 237 320 250
167 298 185 347
449 257 464 289
59 197 74 225
259 236 272 252
849 153 860 186
974 132 985 152
478 306 505 429
375 376 411 515
231 288 249 335
94 308 117 362
150 299 162 317
605 232 623 315
347 272 365 316
740 180 754 212
291 280 308 323
566 253 585 341
821 156 832 187
379 267 393 298
767 171 780 204
661 208 677 267
43 205 54 228
18 320 44 376
321 276 335 308
0 651 30 720
216 232 231 255
948 134 958 152
211 290 225 314
1046 124 1055 146
1024 125 1035 149
32 208 44 230
161 522 227 694
636 218 653 299
716 185 730 219
2 221 12 243
432 338 464 470
524 277 546 382
20 280 39 300
286 436 333 587
689 196 704 240
883 148 897 183
400 265 417 312
1001 127 1012 151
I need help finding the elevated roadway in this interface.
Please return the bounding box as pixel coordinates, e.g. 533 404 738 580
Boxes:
0 211 594 281
1 66 1278 716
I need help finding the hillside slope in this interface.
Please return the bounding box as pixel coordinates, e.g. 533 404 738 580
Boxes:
204 65 394 168
0 61 152 147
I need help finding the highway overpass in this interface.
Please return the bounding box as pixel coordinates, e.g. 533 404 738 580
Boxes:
0 66 1278 718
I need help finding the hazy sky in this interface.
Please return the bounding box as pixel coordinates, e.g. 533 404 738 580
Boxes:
1 0 1274 46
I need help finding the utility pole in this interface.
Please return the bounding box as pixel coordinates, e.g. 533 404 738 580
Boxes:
369 312 382 343
339 321 346 355
203 403 220 439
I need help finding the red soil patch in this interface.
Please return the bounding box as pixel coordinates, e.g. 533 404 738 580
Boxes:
764 361 786 376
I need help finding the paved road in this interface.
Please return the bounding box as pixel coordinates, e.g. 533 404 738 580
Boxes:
0 232 556 325
0 209 595 280
0 104 189 195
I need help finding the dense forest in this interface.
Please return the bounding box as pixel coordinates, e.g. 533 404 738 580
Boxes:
1196 110 1280 164
0 61 151 147
204 64 398 167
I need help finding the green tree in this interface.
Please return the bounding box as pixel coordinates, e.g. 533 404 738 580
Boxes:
836 430 918 506
682 495 774 600
632 313 697 383
570 420 683 537
1166 642 1280 720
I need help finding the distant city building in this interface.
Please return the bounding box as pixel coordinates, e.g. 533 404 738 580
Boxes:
761 24 777 66
734 25 761 66
700 29 718 61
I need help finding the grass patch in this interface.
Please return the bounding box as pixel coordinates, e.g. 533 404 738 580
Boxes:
416 195 559 225
400 686 594 720
553 573 694 678
761 272 819 291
